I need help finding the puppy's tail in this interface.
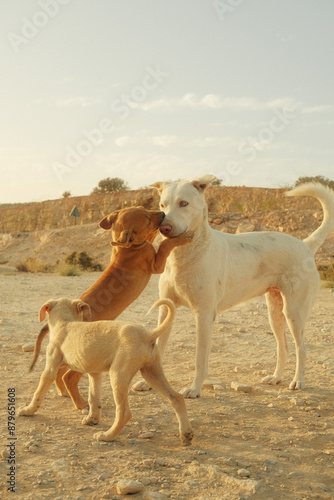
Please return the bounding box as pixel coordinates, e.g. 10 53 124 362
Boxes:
29 323 50 372
147 299 176 342
286 183 334 254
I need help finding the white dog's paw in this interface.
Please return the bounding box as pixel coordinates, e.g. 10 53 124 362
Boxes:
132 380 151 392
94 431 111 442
181 386 200 399
82 415 99 426
261 375 282 386
18 406 34 416
289 379 304 391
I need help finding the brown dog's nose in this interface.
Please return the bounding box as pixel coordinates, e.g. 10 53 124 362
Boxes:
160 224 172 236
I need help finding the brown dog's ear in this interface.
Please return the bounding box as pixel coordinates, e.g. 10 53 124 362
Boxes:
111 229 133 247
74 300 92 320
39 300 56 322
191 175 216 192
99 211 119 230
150 182 166 195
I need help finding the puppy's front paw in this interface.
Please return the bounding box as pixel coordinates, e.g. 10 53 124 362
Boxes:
94 431 111 442
82 415 99 426
18 406 35 416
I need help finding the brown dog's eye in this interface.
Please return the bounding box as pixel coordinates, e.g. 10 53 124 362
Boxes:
160 203 165 209
179 200 188 207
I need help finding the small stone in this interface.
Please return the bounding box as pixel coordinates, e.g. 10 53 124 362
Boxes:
22 342 35 352
116 480 144 495
263 459 277 467
142 492 166 500
324 449 334 455
52 460 68 469
291 397 304 406
237 328 247 333
238 468 251 477
288 470 304 478
185 479 199 488
138 432 155 439
213 218 224 225
1 449 10 459
231 381 253 393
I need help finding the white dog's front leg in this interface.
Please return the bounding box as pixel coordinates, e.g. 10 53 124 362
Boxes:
182 310 215 398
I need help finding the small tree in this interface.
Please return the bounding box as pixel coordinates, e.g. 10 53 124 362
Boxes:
294 176 334 189
91 177 129 194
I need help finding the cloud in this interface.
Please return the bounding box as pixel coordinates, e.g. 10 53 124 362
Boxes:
55 96 100 108
115 136 130 147
151 135 178 147
131 93 333 116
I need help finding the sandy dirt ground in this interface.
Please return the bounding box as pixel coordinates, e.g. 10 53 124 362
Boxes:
1 268 334 499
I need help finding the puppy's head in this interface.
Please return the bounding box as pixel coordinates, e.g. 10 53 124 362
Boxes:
99 206 165 247
39 298 92 323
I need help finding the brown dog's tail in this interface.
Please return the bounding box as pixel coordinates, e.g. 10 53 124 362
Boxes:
147 299 176 342
29 323 50 372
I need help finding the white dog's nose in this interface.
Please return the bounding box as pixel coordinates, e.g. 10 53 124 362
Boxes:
160 224 172 236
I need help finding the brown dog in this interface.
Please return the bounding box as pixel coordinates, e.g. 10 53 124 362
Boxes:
30 206 194 409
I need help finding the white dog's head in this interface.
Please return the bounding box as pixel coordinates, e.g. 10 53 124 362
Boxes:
151 175 216 237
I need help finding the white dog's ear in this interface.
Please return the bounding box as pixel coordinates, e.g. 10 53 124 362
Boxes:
74 300 92 320
99 211 120 230
150 181 166 194
39 300 56 322
191 175 216 192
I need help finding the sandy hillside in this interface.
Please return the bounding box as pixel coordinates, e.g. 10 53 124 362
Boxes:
1 268 334 499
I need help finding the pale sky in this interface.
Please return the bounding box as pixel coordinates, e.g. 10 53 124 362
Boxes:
1 0 334 203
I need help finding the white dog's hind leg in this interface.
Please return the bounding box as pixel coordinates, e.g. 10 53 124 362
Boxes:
262 289 288 386
283 284 316 390
182 310 215 398
82 373 102 425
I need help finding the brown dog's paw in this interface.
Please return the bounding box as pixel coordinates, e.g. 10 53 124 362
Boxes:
181 429 194 446
174 231 195 245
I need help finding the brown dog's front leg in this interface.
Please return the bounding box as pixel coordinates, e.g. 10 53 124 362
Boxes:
152 231 194 273
63 370 87 409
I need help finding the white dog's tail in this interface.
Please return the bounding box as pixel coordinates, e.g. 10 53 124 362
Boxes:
286 183 334 254
147 299 176 341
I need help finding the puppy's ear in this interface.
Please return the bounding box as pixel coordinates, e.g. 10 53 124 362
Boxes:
191 175 216 192
150 182 166 194
39 300 56 322
74 300 92 320
111 229 133 247
99 211 119 230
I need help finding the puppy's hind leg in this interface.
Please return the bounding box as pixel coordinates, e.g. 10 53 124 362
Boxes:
132 300 173 392
262 289 288 386
141 358 193 446
94 370 133 442
82 373 102 425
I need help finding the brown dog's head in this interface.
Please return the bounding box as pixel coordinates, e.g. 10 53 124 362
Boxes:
99 206 165 247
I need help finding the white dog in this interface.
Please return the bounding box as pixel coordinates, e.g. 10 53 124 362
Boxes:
18 298 193 445
134 176 334 398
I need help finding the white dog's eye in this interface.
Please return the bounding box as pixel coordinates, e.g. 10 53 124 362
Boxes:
179 200 188 207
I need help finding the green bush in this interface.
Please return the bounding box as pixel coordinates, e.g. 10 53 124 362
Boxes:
64 251 102 271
